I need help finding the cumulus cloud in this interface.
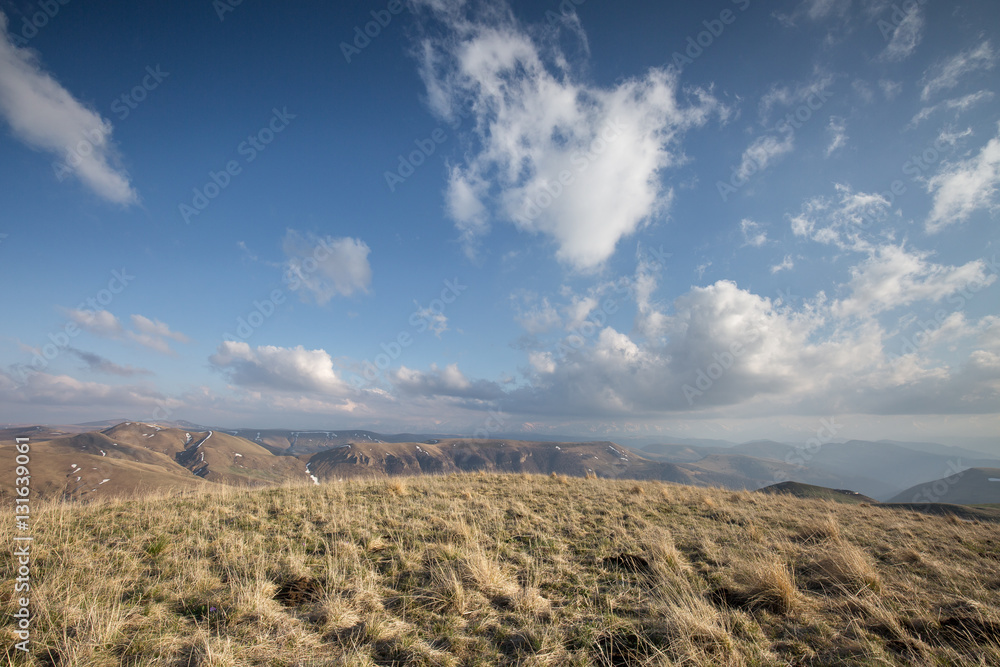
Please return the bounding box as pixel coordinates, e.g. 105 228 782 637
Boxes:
920 41 996 101
283 230 372 303
63 308 124 338
832 245 996 318
0 13 137 204
511 293 561 334
391 363 504 400
411 0 723 270
210 341 351 395
925 126 1000 233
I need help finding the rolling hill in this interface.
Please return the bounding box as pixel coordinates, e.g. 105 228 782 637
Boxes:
889 467 1000 505
756 481 878 504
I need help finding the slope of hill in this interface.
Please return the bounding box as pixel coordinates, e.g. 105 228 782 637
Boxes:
757 481 878 504
305 439 712 484
889 467 1000 505
218 428 444 456
3 474 998 665
0 430 207 500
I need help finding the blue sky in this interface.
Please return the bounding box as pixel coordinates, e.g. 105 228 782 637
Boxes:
1 0 998 448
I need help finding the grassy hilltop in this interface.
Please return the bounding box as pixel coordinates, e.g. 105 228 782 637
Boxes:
2 474 1000 666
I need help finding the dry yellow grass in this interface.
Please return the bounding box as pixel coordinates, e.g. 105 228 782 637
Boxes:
2 474 999 665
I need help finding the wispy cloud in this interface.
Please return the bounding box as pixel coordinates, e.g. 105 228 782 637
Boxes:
69 348 152 377
920 41 996 101
61 309 190 354
0 12 137 204
908 90 994 129
878 7 923 62
824 116 847 157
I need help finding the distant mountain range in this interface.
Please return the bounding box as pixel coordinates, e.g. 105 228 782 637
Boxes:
2 420 998 504
641 439 1000 501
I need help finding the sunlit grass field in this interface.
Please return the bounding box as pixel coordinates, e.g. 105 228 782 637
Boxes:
3 473 999 665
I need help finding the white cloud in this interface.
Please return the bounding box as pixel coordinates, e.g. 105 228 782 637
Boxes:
0 13 137 204
126 314 190 354
920 41 996 102
908 90 994 128
758 74 835 124
0 369 171 412
878 7 923 62
210 341 350 395
445 167 489 260
740 219 768 247
832 245 996 318
512 295 561 334
775 0 851 28
412 301 449 338
771 255 795 274
925 126 1000 233
60 309 189 354
789 183 891 252
824 116 847 157
63 308 123 338
283 230 372 303
391 363 503 400
412 1 722 271
735 132 795 181
879 79 901 100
